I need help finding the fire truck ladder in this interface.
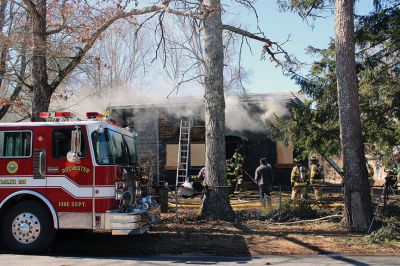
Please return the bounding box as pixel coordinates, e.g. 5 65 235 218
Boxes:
176 117 192 187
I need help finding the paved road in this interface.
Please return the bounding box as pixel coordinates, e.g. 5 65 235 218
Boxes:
0 254 399 265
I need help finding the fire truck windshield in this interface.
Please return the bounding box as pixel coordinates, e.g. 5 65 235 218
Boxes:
91 128 137 166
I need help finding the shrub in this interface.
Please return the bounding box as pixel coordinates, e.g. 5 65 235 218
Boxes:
263 199 319 222
367 224 400 243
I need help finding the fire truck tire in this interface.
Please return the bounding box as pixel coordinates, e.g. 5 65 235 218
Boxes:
1 200 56 253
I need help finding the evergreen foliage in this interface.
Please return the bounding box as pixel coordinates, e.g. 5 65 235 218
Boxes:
270 1 400 163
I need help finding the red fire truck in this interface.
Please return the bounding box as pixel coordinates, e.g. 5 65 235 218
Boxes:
0 112 160 252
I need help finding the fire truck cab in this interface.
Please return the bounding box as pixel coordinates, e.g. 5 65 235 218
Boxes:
0 112 160 252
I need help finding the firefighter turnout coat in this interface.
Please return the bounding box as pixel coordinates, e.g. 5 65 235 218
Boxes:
291 165 309 187
310 163 324 185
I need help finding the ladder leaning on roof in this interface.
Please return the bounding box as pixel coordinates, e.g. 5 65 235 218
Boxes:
176 117 192 187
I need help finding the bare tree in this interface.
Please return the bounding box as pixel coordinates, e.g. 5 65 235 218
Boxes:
21 0 207 121
70 19 152 108
0 0 31 121
0 0 8 91
198 0 235 220
159 16 251 96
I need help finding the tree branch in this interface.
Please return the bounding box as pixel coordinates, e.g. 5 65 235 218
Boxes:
222 24 272 44
49 0 208 91
223 24 299 71
0 39 28 120
22 0 41 20
46 0 72 35
222 24 284 65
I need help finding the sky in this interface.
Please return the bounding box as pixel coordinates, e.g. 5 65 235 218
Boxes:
228 0 376 93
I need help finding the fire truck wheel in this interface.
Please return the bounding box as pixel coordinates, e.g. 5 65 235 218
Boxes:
1 200 56 253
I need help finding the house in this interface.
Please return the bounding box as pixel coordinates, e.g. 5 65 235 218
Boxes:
109 93 303 187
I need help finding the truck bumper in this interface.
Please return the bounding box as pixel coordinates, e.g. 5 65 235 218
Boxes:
105 205 160 235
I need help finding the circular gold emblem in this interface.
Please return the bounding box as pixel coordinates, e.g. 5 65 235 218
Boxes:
7 161 18 174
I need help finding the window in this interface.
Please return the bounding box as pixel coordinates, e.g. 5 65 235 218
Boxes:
190 144 205 166
0 131 32 158
165 144 179 169
123 135 137 165
276 141 294 168
53 129 87 159
91 128 136 166
108 130 128 165
165 144 205 169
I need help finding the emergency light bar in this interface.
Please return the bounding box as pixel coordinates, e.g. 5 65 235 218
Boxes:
39 111 118 125
55 112 72 118
39 112 75 121
39 112 50 118
86 112 120 127
86 112 104 119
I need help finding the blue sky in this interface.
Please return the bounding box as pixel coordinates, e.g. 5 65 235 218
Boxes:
231 0 376 93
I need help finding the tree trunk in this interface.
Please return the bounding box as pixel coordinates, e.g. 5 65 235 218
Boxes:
30 0 52 121
199 0 235 221
335 0 373 231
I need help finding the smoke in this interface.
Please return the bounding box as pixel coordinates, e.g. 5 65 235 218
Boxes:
259 98 290 121
225 94 289 133
225 95 262 132
55 86 107 119
62 84 290 134
109 88 206 125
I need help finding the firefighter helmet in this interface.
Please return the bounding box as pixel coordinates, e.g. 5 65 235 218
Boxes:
294 157 302 164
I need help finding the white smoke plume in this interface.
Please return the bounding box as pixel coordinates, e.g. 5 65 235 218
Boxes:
62 84 292 134
225 94 289 133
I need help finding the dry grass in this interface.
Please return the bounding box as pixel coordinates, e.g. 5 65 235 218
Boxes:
43 191 400 257
155 207 400 256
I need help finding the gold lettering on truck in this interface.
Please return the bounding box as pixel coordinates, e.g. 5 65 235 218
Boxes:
61 166 90 174
0 179 17 185
58 201 86 207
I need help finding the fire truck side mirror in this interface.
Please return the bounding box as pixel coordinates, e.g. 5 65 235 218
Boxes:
67 127 81 163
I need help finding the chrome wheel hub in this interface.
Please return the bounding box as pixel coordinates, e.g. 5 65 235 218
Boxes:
11 212 41 244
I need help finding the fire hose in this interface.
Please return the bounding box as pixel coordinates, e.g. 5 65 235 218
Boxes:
121 190 133 209
243 169 258 185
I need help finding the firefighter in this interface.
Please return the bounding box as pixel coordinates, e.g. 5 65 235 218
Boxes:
291 158 309 200
367 161 375 195
198 166 207 182
226 159 237 194
197 166 207 189
384 163 398 189
310 156 324 200
234 163 244 193
232 149 244 163
233 151 244 192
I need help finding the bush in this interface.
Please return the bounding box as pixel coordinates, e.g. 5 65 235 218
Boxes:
373 202 400 226
263 199 319 222
367 224 400 243
385 203 400 218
